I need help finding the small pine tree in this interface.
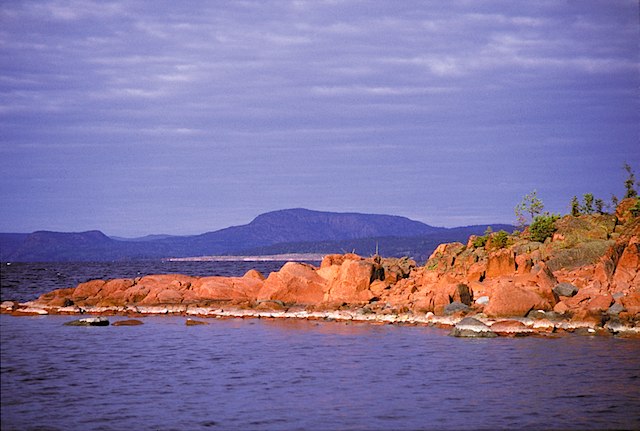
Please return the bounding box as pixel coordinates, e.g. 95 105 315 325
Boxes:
515 190 544 227
570 196 581 216
595 198 605 214
582 193 595 215
611 194 619 209
624 163 638 199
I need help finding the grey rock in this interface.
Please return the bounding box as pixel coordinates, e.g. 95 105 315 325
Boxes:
553 282 579 297
444 301 469 315
64 317 109 326
450 317 497 338
607 302 625 315
527 310 564 321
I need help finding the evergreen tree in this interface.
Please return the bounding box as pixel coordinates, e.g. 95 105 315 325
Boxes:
595 198 605 214
570 196 581 216
515 190 544 227
624 163 638 198
582 193 594 214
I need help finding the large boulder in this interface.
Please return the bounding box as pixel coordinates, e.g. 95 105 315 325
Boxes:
612 235 640 289
322 258 374 305
484 284 550 318
257 262 326 305
72 279 106 303
450 317 497 338
189 276 263 302
485 249 516 278
553 282 578 297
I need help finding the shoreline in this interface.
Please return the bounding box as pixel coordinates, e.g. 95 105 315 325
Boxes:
164 253 325 262
3 301 638 338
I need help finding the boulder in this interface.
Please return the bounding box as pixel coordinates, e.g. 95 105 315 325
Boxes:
243 269 266 281
553 282 579 297
612 235 639 289
257 262 326 304
607 302 625 316
113 319 144 326
323 258 374 304
450 317 497 338
586 294 613 313
620 291 640 315
186 318 208 326
485 249 516 278
64 317 109 326
484 284 549 318
490 320 534 336
443 301 469 315
72 280 106 302
190 276 263 302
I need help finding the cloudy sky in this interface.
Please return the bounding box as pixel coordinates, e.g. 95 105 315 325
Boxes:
1 0 638 237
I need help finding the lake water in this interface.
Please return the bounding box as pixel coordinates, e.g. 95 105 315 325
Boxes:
1 262 640 430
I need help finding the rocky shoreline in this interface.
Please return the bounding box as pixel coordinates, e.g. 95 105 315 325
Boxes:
3 300 638 338
3 198 638 338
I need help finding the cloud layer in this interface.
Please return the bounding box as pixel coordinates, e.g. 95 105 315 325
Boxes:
1 0 638 235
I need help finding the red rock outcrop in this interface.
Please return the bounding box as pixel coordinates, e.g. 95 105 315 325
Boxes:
17 199 640 333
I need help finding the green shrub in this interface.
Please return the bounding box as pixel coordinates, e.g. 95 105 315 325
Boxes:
472 235 488 247
529 213 560 242
631 198 640 217
492 230 510 249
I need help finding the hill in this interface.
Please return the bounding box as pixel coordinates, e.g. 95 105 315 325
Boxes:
0 208 514 262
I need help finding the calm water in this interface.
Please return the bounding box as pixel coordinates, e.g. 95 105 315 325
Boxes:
1 262 640 430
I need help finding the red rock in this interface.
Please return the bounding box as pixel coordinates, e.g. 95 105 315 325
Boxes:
553 301 569 314
36 287 75 306
484 284 549 317
243 269 265 280
257 262 326 304
465 262 486 283
515 254 533 274
190 276 263 302
490 320 533 336
621 291 640 315
321 253 360 268
113 319 144 326
586 294 613 313
72 279 106 302
136 274 194 290
485 249 516 278
121 284 151 304
615 198 639 225
323 258 374 305
186 318 208 326
612 236 639 289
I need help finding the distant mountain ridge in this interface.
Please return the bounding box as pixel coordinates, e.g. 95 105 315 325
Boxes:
0 208 514 262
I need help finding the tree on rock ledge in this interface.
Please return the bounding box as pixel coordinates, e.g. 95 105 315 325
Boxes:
515 190 544 228
624 162 638 199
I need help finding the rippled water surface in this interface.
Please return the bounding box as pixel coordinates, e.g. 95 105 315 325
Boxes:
2 262 640 430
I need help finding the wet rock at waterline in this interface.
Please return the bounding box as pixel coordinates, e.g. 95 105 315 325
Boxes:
64 317 109 326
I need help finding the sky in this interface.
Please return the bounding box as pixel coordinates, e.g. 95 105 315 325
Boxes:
1 0 638 237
